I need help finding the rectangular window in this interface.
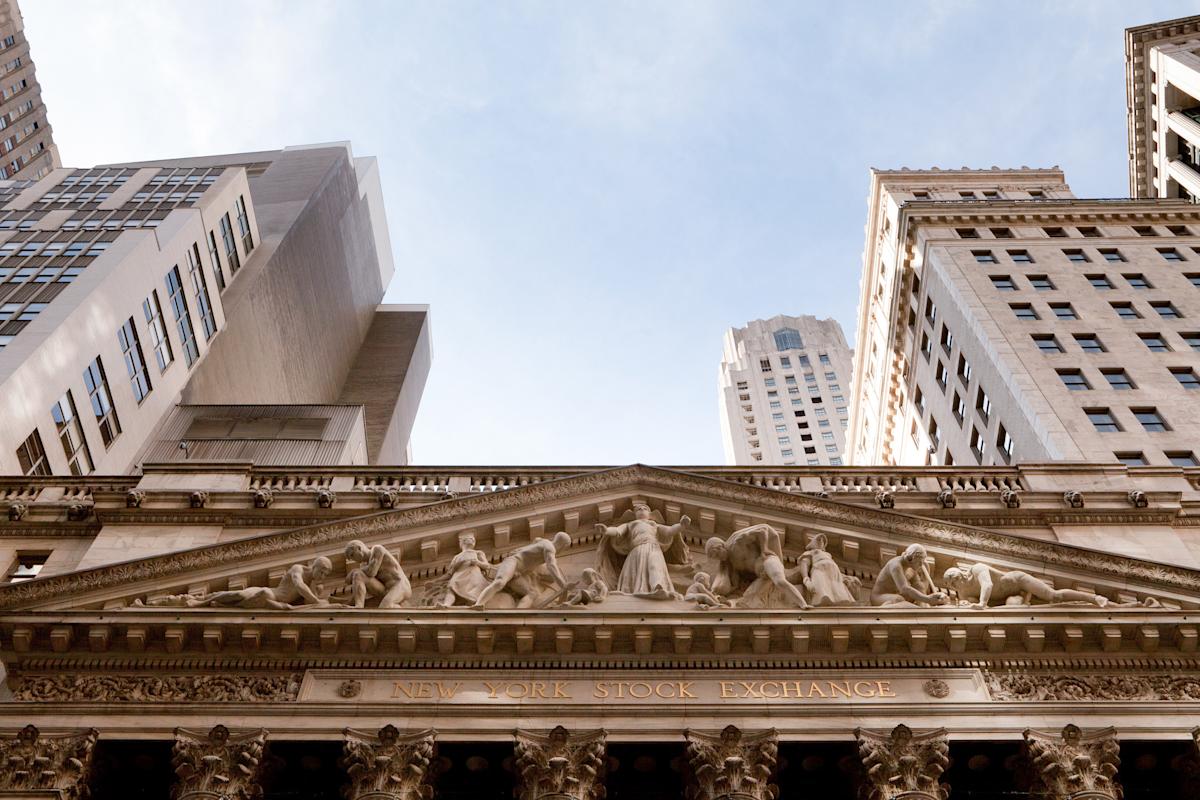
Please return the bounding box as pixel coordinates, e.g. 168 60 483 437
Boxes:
1158 248 1184 261
1032 334 1063 353
15 428 49 475
1008 249 1034 263
235 194 254 253
1098 249 1125 263
760 358 771 372
187 243 217 340
1111 302 1140 320
920 332 931 361
1170 367 1200 389
1062 249 1088 263
1057 369 1090 390
1169 225 1192 236
996 424 1014 462
1132 407 1169 431
1101 369 1135 390
1049 303 1078 320
957 354 972 383
1115 451 1148 466
1123 274 1152 289
925 299 937 323
1010 303 1038 320
990 227 1013 239
819 354 831 365
4 553 49 584
779 357 791 368
1186 273 1200 288
51 391 92 475
956 228 979 239
952 391 966 422
1079 226 1102 238
1185 333 1200 351
1028 275 1055 290
117 317 152 403
1075 333 1104 351
83 356 121 447
207 230 226 290
935 361 948 389
969 426 986 460
219 212 241 272
1085 408 1121 432
166 266 199 367
764 378 776 387
976 388 992 422
1139 333 1170 352
1043 227 1067 238
1166 451 1200 467
1134 226 1158 237
972 250 997 264
990 275 1017 291
1150 301 1182 319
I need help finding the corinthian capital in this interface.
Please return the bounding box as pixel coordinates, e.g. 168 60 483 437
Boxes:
854 724 949 800
513 725 606 800
171 725 268 800
0 725 98 800
1022 724 1122 800
341 725 437 800
684 725 779 800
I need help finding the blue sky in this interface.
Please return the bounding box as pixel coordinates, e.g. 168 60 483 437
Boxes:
25 1 1198 464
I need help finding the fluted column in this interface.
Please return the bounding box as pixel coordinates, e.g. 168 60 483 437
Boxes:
170 725 268 800
513 725 606 800
341 725 437 800
853 724 949 800
683 725 779 800
1022 724 1121 800
0 724 98 799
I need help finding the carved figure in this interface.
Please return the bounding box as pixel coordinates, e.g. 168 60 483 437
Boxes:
472 531 572 609
684 725 778 800
796 533 858 607
1022 724 1122 800
870 544 948 608
564 567 609 606
595 502 691 599
7 501 25 521
341 725 436 800
438 532 496 607
66 503 91 521
135 557 336 610
706 524 808 608
1063 490 1084 508
125 488 146 508
317 488 337 508
684 571 728 609
1000 488 1021 508
189 490 209 509
854 724 949 800
513 726 606 800
253 487 274 508
0 724 98 800
171 725 267 800
937 488 956 508
943 562 1109 608
346 540 411 609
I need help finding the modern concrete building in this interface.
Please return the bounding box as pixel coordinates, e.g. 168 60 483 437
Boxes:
718 315 853 466
0 143 431 475
0 0 56 182
847 167 1200 468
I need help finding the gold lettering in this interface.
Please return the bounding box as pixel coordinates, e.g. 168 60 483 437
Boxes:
739 681 762 698
876 680 897 698
720 681 737 699
807 682 827 698
436 681 462 699
828 681 852 699
759 681 781 699
483 681 502 699
853 681 876 698
531 681 548 699
392 681 414 699
655 682 675 698
593 682 609 699
781 681 802 698
554 681 570 699
629 682 652 699
678 681 696 699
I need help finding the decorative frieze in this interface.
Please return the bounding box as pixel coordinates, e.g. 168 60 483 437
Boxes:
854 724 949 800
11 673 302 703
0 724 98 800
684 725 778 800
1022 724 1122 800
342 725 436 800
986 672 1200 702
513 725 606 800
171 725 268 800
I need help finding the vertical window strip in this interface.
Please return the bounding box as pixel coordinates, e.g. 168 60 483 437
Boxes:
166 265 198 366
82 355 121 447
117 316 152 402
51 390 92 475
142 290 173 372
187 242 217 340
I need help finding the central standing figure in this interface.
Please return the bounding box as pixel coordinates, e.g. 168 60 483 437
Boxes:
595 502 691 598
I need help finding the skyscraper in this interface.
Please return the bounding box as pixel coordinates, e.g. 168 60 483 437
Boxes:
0 0 56 181
718 315 853 466
0 143 431 475
847 167 1200 468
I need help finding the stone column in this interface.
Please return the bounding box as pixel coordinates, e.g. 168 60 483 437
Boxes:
513 725 606 800
171 724 268 800
683 725 779 800
0 725 98 799
1022 724 1122 800
853 724 949 800
341 725 437 800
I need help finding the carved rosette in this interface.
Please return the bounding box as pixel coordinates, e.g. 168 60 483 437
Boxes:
854 724 949 800
171 725 268 800
0 724 98 800
684 725 778 800
341 725 436 800
514 726 607 800
1022 725 1122 800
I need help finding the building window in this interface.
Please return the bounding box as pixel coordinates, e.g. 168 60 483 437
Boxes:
976 387 992 422
759 358 771 372
1110 302 1140 320
1057 369 1090 390
952 391 966 423
166 266 199 367
1115 451 1148 466
1028 275 1055 291
1166 451 1200 467
1101 369 1135 390
956 228 979 239
1132 407 1169 432
51 391 92 475
996 425 1014 463
935 361 948 390
1185 333 1200 351
928 417 940 447
1170 367 1200 389
235 194 254 253
819 354 831 365
4 553 49 584
1049 303 1078 320
83 356 121 447
1158 248 1184 261
1134 226 1158 237
920 332 931 361
219 212 241 273
1043 227 1067 238
969 426 986 460
990 228 1013 239
990 275 1017 291
1079 227 1102 238
207 230 226 290
1032 334 1063 353
1087 275 1114 290
779 357 791 368
1008 250 1034 263
1139 333 1170 352
1150 301 1182 319
1123 274 1153 289
1010 303 1038 320
117 317 152 403
1085 408 1121 432
764 378 776 388
972 250 997 264
1062 249 1088 263
957 354 972 383
187 243 217 340
15 428 49 475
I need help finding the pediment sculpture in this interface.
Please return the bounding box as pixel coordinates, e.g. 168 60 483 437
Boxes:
595 502 692 599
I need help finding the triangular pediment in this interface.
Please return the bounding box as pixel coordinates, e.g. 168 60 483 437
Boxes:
3 464 1198 615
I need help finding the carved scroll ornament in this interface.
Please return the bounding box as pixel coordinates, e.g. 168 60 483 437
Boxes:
342 725 436 800
514 725 607 800
171 725 268 800
12 673 302 703
1022 724 1122 800
854 724 949 800
0 724 98 800
684 725 778 800
987 673 1200 702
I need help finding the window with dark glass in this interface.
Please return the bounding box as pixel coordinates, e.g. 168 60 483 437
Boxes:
83 356 120 447
4 553 49 583
1139 333 1170 352
955 228 979 239
142 290 173 373
1124 274 1153 289
1166 451 1200 467
972 250 997 264
935 361 948 390
990 228 1013 239
1008 250 1034 263
1062 249 1088 263
187 243 217 340
1115 452 1148 466
1098 249 1125 263
1074 333 1105 353
1159 248 1184 261
207 230 225 290
51 391 92 475
976 387 992 422
1057 369 1090 390
219 212 241 273
1049 303 1078 320
235 194 254 253
1132 408 1169 431
1085 408 1121 432
1101 369 1135 390
1111 302 1140 319
1134 226 1159 237
1010 303 1038 320
990 275 1017 291
996 425 1014 462
1032 334 1063 353
1170 367 1200 389
1150 301 1182 319
165 266 198 367
1028 275 1055 290
1185 333 1200 351
773 328 803 351
117 317 151 403
15 428 49 475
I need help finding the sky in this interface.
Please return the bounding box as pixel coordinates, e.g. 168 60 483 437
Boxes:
22 0 1199 465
